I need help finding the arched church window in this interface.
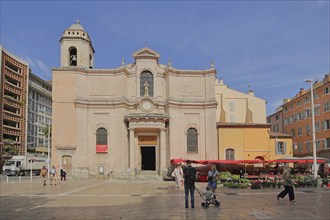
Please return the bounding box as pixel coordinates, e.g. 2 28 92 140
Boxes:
96 128 107 145
226 148 235 160
69 47 77 66
187 128 198 153
96 128 108 153
140 71 153 97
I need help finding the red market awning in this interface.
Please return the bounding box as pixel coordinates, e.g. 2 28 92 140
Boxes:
267 159 326 164
296 159 326 164
170 159 265 165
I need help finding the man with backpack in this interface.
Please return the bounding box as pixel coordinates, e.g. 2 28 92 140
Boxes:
183 160 196 208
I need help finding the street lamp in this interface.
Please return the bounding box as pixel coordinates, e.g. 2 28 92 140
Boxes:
305 79 317 179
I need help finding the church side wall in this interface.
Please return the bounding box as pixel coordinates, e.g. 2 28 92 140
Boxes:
85 72 128 98
52 70 78 171
204 107 218 160
75 72 130 178
166 72 217 161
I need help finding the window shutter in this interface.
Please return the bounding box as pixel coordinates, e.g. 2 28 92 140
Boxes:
275 140 278 154
283 142 287 155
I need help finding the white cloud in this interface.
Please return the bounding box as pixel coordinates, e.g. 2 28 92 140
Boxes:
25 56 35 67
23 56 51 78
272 99 284 109
35 59 51 77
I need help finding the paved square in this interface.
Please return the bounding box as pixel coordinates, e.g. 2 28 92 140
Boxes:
1 176 329 219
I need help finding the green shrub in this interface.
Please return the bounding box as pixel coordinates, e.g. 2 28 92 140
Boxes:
231 174 240 182
224 182 248 188
240 178 250 184
219 171 231 182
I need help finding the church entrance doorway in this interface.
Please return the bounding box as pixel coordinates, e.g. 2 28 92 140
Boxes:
141 146 156 170
62 155 72 175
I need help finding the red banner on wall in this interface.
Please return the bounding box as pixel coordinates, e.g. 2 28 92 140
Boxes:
96 145 108 153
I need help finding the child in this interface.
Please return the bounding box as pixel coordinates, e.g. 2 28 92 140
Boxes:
204 186 214 205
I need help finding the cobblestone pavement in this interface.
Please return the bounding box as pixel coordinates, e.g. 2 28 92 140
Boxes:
0 177 329 220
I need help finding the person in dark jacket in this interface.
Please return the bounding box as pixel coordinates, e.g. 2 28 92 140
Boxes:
60 168 67 182
183 160 196 208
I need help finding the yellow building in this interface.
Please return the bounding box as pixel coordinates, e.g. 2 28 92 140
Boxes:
216 78 293 162
217 123 293 161
269 132 294 160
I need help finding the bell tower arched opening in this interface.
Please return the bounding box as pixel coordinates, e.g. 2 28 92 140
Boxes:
69 47 77 66
89 54 93 69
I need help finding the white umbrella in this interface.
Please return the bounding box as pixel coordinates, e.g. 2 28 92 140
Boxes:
276 156 300 160
299 156 329 162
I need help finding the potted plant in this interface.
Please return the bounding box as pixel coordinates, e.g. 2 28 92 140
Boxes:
251 180 261 189
277 181 282 189
271 181 276 188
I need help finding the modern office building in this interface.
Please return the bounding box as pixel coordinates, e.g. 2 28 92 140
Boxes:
27 72 52 154
268 74 330 159
0 45 29 156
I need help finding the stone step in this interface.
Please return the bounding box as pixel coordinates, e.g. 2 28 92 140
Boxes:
136 171 163 180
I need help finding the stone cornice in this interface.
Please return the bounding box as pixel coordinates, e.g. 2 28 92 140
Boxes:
52 67 130 75
164 68 216 76
217 123 271 128
165 98 217 108
269 132 292 138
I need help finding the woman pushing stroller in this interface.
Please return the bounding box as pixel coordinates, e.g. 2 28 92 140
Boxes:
207 164 219 199
195 163 221 208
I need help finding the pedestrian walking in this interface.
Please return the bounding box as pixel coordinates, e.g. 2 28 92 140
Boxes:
40 165 48 186
171 164 183 189
183 160 196 208
60 168 67 182
277 164 295 202
50 165 57 186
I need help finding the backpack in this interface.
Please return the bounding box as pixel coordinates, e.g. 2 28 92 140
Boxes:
184 166 196 184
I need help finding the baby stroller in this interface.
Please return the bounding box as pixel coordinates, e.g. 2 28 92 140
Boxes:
196 187 221 208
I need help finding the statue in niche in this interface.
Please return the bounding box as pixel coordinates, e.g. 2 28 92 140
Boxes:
144 81 149 97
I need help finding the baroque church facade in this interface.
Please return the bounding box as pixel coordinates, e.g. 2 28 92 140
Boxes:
52 22 218 178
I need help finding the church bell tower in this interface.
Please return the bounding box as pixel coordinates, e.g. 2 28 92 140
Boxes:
60 20 95 68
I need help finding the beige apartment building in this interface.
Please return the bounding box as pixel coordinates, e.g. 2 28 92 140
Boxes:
52 22 218 178
0 46 29 158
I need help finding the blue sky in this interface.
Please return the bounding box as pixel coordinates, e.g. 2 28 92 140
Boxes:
1 0 329 115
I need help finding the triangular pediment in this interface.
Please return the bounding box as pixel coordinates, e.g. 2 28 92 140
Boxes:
133 47 160 61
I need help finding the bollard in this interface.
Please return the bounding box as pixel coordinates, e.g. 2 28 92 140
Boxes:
19 175 21 181
6 176 9 182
